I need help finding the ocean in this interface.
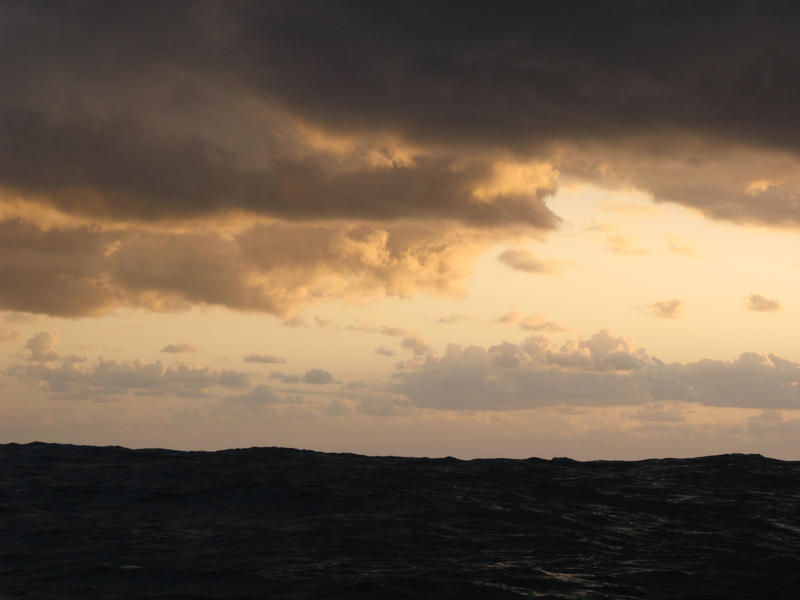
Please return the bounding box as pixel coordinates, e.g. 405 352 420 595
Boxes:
2 442 799 598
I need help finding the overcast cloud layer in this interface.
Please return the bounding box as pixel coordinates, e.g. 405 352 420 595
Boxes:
3 1 800 318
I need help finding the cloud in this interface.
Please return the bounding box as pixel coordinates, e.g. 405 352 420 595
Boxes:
161 343 197 354
347 322 408 337
4 2 800 321
390 330 800 410
357 397 413 417
747 294 782 313
24 332 59 362
3 312 36 323
6 3 800 160
0 219 123 316
497 248 563 273
0 217 494 317
9 357 249 399
436 314 475 324
378 326 408 337
243 353 286 364
2 3 800 231
349 321 434 356
341 381 368 390
401 335 432 356
322 398 352 416
269 372 301 384
267 368 337 386
495 310 566 332
495 311 521 324
629 403 685 423
314 316 335 329
225 384 302 407
518 319 566 333
0 110 557 228
302 368 335 385
639 299 683 319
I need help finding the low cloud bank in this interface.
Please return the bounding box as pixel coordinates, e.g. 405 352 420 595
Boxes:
392 331 800 410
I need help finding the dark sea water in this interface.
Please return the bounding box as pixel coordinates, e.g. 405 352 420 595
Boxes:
2 443 800 599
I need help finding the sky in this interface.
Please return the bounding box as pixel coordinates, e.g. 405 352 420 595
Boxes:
2 1 800 459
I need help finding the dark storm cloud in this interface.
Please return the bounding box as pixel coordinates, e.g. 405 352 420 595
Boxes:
3 1 800 228
220 1 800 152
0 110 557 227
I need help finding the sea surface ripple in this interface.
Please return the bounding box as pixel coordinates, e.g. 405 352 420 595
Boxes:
1 443 799 599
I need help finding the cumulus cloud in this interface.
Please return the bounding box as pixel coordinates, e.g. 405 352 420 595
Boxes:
225 384 302 407
391 331 800 410
347 322 407 337
436 314 475 324
161 343 197 354
747 294 782 313
322 398 352 417
0 217 493 317
349 321 434 356
243 353 286 364
401 335 432 356
8 357 249 399
24 332 59 362
302 368 336 384
357 397 413 417
496 311 565 332
639 299 683 319
498 248 563 273
269 372 301 384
